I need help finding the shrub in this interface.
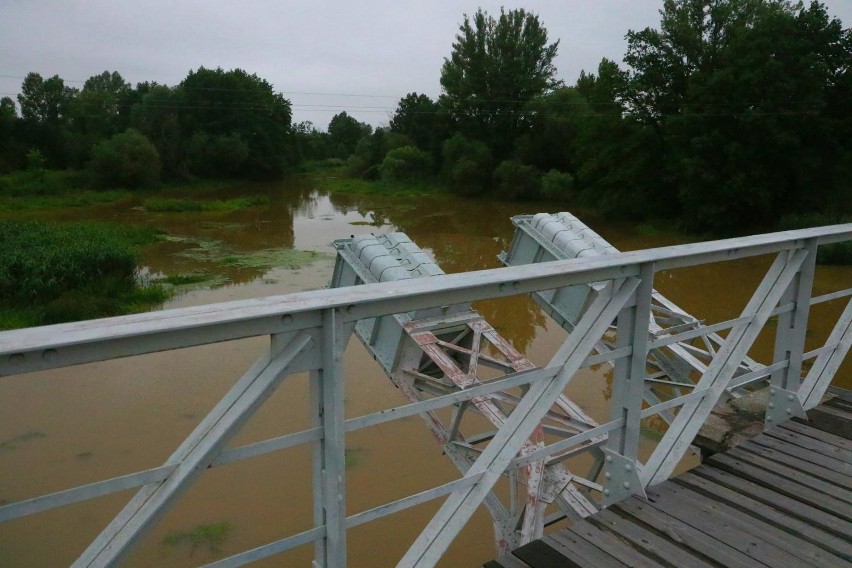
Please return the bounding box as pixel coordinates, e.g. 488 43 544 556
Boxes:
441 134 492 195
541 169 574 200
0 221 155 304
88 129 161 189
493 160 541 200
379 146 433 181
187 132 249 178
0 221 165 327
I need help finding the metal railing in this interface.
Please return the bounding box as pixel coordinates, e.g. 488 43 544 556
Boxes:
1 224 850 568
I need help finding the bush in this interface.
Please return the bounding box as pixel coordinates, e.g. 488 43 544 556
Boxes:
541 169 574 200
0 169 82 196
88 129 161 189
442 134 492 195
379 146 434 181
493 160 541 200
0 221 158 305
187 132 249 178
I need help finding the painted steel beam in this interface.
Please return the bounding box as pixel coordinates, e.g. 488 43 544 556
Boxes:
397 278 638 568
641 249 809 485
72 332 314 568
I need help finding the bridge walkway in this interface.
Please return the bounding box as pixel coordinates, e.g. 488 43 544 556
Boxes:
487 390 852 568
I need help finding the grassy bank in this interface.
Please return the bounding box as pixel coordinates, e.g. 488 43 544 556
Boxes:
0 221 169 330
303 160 445 197
0 168 249 213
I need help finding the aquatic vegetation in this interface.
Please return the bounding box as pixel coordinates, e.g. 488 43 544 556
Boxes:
157 274 217 286
165 235 330 270
143 195 269 212
344 447 366 468
163 521 231 557
0 221 168 329
0 430 46 451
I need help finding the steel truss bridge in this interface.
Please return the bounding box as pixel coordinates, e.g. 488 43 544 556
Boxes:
0 216 850 567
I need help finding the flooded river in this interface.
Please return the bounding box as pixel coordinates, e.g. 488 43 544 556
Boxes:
1 176 849 567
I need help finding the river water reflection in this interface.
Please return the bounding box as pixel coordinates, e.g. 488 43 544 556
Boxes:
1 175 849 567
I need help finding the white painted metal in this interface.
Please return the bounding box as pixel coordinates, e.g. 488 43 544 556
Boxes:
641 249 808 485
397 278 639 567
0 223 849 568
73 332 314 567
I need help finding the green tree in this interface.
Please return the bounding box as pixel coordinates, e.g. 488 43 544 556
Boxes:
541 169 574 200
187 132 250 177
379 146 434 181
179 67 293 177
441 133 493 195
328 112 372 158
440 8 560 158
516 87 590 178
389 93 445 155
0 97 19 171
493 159 540 200
622 0 852 232
88 129 161 188
73 71 131 139
129 83 185 176
17 73 77 125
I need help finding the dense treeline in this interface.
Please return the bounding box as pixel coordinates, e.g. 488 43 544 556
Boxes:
2 0 850 235
299 1 851 234
0 67 294 186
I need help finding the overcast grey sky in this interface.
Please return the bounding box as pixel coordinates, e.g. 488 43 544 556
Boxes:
2 1 851 130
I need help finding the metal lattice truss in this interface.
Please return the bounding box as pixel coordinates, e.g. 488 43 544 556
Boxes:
501 213 768 419
332 233 606 553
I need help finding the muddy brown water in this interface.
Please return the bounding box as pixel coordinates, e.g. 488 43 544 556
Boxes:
1 176 849 567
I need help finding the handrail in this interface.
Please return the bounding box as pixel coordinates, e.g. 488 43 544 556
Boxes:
2 224 850 369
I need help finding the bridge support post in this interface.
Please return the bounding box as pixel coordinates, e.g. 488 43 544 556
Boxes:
767 240 817 428
603 262 654 506
312 308 352 568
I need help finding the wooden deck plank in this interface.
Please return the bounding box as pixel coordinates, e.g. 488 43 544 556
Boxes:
765 425 852 462
675 471 852 561
614 497 759 568
691 464 852 539
739 437 852 487
826 397 852 413
482 554 532 568
641 483 817 568
827 387 852 403
565 521 663 568
707 452 852 519
590 509 719 568
546 532 629 568
795 409 852 440
779 419 852 451
511 538 584 568
652 477 847 568
489 398 852 568
723 446 852 502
